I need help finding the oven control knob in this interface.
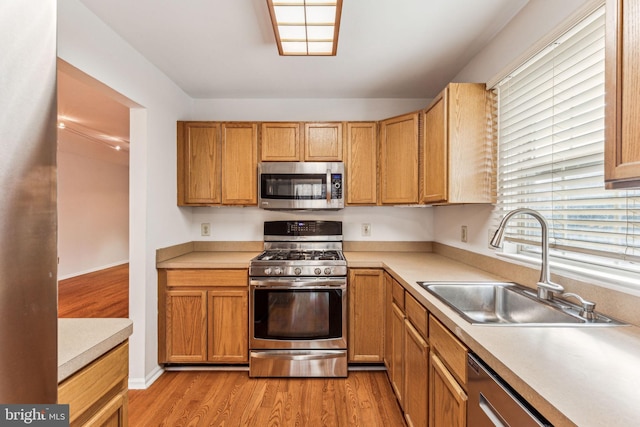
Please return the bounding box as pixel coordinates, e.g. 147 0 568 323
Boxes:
264 267 272 275
324 268 332 275
314 268 322 275
294 267 302 275
274 267 282 275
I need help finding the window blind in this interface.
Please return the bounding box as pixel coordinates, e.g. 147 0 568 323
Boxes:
495 5 640 266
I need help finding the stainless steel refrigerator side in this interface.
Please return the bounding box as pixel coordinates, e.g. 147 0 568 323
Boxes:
0 2 58 402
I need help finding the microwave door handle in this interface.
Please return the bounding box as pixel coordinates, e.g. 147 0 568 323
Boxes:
326 169 331 203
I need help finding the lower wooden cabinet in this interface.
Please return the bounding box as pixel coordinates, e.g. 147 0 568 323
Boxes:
58 341 129 427
404 320 429 427
348 269 385 362
390 302 406 406
158 269 249 364
430 352 467 427
429 315 468 427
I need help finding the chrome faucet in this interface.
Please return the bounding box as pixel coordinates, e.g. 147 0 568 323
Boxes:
490 208 564 301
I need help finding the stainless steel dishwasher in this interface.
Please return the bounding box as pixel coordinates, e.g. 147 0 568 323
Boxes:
467 354 552 427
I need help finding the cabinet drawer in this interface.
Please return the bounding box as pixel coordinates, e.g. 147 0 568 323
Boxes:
58 341 129 426
405 293 428 338
166 269 248 287
392 279 405 310
429 315 467 387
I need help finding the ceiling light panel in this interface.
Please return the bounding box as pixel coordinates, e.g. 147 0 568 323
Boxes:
267 0 342 56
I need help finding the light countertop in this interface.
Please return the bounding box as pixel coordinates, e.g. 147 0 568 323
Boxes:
58 318 133 382
157 250 640 426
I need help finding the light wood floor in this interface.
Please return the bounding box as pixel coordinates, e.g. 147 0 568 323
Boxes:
58 264 406 426
128 370 406 427
58 263 129 318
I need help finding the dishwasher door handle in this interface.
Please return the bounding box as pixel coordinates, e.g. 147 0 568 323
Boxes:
479 392 508 427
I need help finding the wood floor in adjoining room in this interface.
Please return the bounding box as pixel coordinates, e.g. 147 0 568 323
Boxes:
58 263 129 318
128 370 407 427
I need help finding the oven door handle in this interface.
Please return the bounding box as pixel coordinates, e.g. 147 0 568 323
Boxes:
250 279 346 289
251 350 345 361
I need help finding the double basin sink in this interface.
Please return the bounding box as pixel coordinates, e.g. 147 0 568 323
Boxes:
419 281 623 326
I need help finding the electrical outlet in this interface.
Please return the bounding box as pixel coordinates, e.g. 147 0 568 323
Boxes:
201 223 211 236
361 223 371 237
461 225 468 243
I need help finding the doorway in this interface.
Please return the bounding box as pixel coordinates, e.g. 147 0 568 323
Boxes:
56 60 131 317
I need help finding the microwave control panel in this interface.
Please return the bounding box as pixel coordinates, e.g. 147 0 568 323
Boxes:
331 174 343 199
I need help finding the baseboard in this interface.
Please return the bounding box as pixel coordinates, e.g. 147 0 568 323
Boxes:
58 260 129 281
128 365 164 390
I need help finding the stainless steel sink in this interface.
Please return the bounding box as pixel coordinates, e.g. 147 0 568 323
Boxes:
419 281 624 326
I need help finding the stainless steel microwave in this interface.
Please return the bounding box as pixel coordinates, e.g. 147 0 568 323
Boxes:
258 162 344 210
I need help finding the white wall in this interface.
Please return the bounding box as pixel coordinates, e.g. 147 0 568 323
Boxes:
435 0 597 256
192 98 430 122
191 206 433 242
57 133 129 278
58 0 193 387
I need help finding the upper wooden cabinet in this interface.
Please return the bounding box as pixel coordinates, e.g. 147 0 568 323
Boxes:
221 123 258 205
379 112 420 204
260 122 343 162
605 0 640 189
304 122 343 161
177 121 257 206
345 122 378 205
260 122 301 161
422 83 494 204
177 122 221 205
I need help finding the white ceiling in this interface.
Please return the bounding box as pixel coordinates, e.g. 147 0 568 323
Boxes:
78 0 529 99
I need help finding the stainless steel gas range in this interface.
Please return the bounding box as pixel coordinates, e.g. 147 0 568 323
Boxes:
249 220 348 378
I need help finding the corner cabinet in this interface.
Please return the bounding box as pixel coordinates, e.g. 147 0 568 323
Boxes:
379 112 420 204
422 83 494 204
158 269 249 364
177 121 257 206
605 0 640 189
345 122 378 205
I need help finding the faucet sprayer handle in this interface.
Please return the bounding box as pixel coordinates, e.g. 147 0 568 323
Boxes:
562 292 596 320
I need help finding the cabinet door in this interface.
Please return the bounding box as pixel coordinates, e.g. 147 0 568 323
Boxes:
261 122 301 161
379 112 419 204
422 93 447 203
177 122 221 205
384 272 393 370
208 289 248 363
430 352 467 427
346 122 378 205
422 83 493 205
390 302 406 407
605 0 640 188
165 290 207 362
304 122 343 161
348 269 385 362
404 320 429 427
83 389 128 427
221 123 258 205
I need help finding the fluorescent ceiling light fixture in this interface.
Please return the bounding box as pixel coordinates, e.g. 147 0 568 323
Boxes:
267 0 343 56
